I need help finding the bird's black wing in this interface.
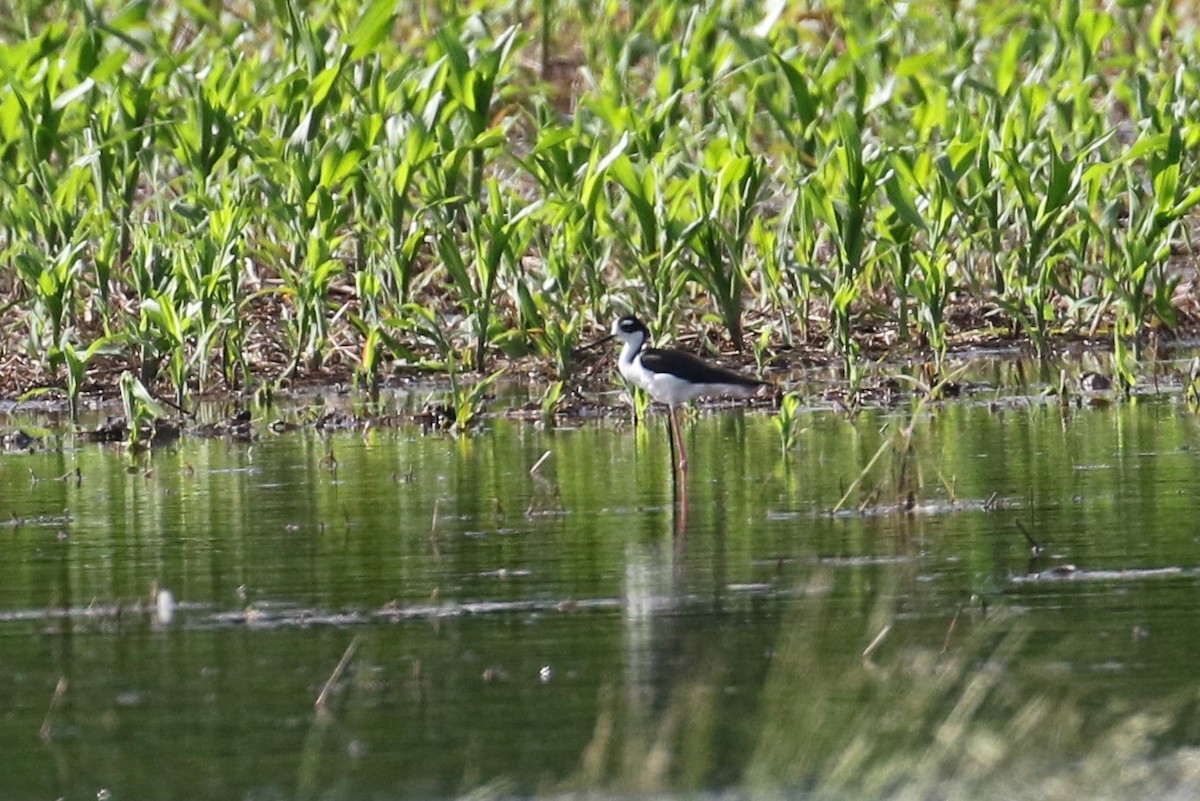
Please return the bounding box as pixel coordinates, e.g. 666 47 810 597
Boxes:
640 347 766 388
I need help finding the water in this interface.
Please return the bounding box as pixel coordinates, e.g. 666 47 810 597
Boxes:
3 388 1200 800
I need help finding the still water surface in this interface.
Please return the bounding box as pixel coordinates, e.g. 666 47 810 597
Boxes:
3 389 1200 800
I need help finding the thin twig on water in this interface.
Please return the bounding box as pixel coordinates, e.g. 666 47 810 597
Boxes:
1015 518 1044 556
529 450 552 477
940 605 962 657
429 498 441 559
39 676 68 741
862 623 892 662
315 635 360 715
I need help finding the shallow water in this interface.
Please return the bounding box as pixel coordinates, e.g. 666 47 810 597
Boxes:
3 385 1200 800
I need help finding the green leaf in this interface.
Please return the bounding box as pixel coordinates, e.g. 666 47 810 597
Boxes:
994 29 1026 96
1168 183 1200 220
1122 131 1169 164
769 51 817 125
531 128 575 156
310 62 342 107
51 77 95 110
883 169 926 230
348 0 396 61
581 131 630 211
320 146 363 187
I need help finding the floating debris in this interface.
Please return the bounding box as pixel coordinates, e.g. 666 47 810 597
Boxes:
1012 565 1190 584
156 588 176 626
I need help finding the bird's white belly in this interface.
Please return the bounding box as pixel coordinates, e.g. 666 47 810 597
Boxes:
644 371 713 406
620 359 738 407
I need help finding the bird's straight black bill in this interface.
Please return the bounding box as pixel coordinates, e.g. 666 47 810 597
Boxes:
574 333 614 354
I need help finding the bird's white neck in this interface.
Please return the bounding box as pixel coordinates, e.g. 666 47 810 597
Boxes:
617 335 645 371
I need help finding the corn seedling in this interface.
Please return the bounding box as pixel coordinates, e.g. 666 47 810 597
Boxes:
119 371 168 449
52 333 124 424
774 392 802 455
539 380 566 420
435 179 540 371
14 240 85 355
451 363 504 434
0 0 1197 400
1185 359 1200 412
688 132 766 351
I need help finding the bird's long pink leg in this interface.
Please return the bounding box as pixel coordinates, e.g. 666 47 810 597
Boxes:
671 406 688 472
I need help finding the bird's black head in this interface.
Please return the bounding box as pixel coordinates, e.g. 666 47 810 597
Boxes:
612 315 649 339
575 314 649 355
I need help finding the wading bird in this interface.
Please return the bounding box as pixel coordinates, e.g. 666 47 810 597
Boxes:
588 315 771 470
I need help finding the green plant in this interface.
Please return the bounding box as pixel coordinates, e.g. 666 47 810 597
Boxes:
451 366 505 433
51 332 123 423
119 370 168 449
774 392 802 455
0 0 1197 403
14 240 85 355
435 178 540 371
688 130 766 351
813 109 885 377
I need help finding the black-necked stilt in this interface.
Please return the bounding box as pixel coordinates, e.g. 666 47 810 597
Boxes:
589 315 771 469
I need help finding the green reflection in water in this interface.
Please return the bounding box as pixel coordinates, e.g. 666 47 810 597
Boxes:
2 397 1200 799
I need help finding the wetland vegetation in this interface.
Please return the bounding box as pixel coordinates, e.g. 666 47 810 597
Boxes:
5 2 1200 799
1 0 1199 424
